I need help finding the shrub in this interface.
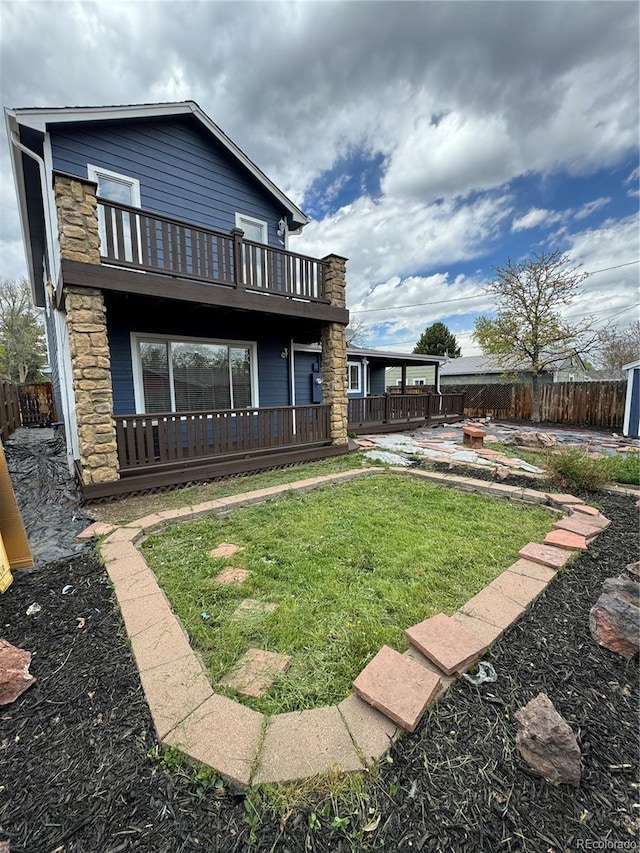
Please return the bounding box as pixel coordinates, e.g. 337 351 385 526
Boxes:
544 448 613 494
604 451 640 486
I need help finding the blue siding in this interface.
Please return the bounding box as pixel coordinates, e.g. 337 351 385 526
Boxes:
50 116 287 247
627 368 640 439
44 308 63 423
105 295 290 415
294 351 321 405
370 366 386 395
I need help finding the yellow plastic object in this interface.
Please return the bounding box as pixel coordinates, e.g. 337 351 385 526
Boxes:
0 443 33 582
0 534 13 592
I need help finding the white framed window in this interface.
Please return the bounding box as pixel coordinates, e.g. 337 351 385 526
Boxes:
88 164 141 261
235 213 267 244
347 361 362 394
413 378 426 386
131 333 258 414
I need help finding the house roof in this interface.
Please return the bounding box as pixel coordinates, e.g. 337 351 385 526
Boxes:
346 347 444 367
439 355 526 376
6 101 309 228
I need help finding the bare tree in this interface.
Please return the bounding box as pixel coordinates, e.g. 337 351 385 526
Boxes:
474 250 600 422
345 319 370 348
0 278 47 383
594 321 640 377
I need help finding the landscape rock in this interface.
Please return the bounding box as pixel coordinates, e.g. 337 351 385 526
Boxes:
589 575 639 659
0 639 36 705
625 561 640 578
515 693 581 786
504 431 557 448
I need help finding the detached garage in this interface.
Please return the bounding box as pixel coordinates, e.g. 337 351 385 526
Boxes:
622 360 640 439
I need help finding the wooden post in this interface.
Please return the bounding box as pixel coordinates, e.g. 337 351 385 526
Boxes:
231 228 245 289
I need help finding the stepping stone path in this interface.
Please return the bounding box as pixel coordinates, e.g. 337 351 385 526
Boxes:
221 648 291 698
216 567 251 586
230 598 278 620
98 466 615 786
209 542 244 559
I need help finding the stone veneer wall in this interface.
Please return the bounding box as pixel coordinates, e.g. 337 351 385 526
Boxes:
54 174 119 485
321 254 349 445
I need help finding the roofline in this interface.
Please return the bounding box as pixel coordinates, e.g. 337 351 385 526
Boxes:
6 100 310 228
622 359 640 371
349 347 444 364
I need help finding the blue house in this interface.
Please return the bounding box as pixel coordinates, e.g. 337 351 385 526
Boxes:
6 101 462 498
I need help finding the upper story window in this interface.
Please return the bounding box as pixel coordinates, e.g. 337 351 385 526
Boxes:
132 334 258 414
88 165 141 261
235 213 267 244
347 362 362 394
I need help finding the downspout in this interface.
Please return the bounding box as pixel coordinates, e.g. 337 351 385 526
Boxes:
289 338 296 434
10 132 76 466
435 361 443 414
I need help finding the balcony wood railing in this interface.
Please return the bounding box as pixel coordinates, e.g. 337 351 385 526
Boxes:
97 200 328 303
348 393 465 428
114 404 331 472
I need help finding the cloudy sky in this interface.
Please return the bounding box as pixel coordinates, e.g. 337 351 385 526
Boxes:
1 1 638 355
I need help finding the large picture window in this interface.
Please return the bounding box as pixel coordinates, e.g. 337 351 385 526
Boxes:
133 336 257 413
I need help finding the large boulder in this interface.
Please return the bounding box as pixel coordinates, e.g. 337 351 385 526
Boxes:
503 431 557 448
589 575 639 659
515 693 581 786
0 639 36 705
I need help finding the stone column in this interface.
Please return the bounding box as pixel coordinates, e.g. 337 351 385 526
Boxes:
54 174 119 486
321 254 349 446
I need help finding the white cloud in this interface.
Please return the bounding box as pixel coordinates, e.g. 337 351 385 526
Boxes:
574 197 612 220
511 207 564 232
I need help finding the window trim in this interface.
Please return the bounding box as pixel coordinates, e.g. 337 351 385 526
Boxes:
347 361 362 394
413 378 426 386
130 332 259 414
87 164 141 206
235 212 268 245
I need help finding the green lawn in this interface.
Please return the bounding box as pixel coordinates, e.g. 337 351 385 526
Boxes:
141 474 552 715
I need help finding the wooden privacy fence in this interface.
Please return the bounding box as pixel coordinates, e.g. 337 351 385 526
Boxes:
444 381 627 429
18 382 56 426
0 381 21 442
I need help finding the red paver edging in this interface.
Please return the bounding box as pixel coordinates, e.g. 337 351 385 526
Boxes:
99 466 609 787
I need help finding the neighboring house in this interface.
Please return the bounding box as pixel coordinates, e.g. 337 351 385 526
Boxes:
6 101 463 497
438 354 590 386
385 364 437 389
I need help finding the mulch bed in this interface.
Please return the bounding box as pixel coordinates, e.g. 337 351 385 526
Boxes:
1 492 638 853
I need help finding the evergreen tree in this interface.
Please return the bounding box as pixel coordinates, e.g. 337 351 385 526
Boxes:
413 322 461 357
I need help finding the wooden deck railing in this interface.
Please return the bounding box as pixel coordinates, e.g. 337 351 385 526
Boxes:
348 393 464 427
97 200 328 303
114 404 331 472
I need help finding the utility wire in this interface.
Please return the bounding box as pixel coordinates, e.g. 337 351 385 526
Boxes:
349 259 640 315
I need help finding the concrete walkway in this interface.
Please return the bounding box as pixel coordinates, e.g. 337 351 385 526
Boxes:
89 468 611 788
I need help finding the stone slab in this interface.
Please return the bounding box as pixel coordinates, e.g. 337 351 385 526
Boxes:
164 694 264 789
461 587 526 629
552 517 601 540
488 570 550 607
543 529 588 551
230 599 278 620
404 612 487 676
118 591 174 637
130 616 193 673
403 646 457 694
352 645 441 732
216 567 251 586
506 558 558 582
546 493 585 508
570 510 611 529
337 693 399 763
518 542 572 569
104 550 150 583
76 521 116 539
570 503 600 517
112 568 162 604
100 540 139 564
209 542 244 559
221 648 291 698
253 705 363 784
450 611 505 647
139 654 214 740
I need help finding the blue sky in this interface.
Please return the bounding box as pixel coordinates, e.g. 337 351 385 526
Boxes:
1 1 638 356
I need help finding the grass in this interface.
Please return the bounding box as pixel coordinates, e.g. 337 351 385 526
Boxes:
141 473 552 715
91 453 367 525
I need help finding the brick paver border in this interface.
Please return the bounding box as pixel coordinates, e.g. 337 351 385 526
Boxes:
97 466 609 788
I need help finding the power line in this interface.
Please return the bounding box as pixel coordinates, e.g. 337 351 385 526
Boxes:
349 259 640 315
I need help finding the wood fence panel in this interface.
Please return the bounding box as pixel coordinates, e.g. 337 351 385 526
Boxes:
443 381 625 429
0 380 22 442
18 382 56 426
